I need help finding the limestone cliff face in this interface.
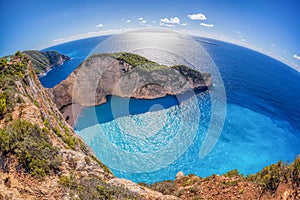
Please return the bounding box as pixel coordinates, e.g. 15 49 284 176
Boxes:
41 50 70 67
0 53 179 200
50 53 212 124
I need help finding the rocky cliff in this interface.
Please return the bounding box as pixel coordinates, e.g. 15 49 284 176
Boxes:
0 52 179 199
50 52 212 125
23 50 70 77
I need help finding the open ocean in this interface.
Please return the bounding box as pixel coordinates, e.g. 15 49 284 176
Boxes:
41 33 300 183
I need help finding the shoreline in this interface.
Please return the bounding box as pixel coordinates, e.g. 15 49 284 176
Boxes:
60 103 84 128
63 87 209 127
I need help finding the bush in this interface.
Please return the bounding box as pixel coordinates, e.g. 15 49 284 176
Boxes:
0 120 62 179
290 156 300 188
0 92 6 118
255 161 284 194
60 175 139 200
223 169 241 178
0 57 7 66
53 126 76 150
15 51 22 57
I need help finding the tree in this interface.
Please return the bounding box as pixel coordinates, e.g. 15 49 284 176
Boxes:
0 57 7 67
15 51 22 57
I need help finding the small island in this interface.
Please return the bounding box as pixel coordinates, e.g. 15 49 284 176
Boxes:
49 52 212 125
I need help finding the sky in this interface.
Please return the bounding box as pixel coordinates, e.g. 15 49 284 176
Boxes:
1 0 300 71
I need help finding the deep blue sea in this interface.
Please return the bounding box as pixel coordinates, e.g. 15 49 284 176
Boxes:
42 33 300 184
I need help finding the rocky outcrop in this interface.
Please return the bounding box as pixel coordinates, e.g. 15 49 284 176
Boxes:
41 50 70 67
50 53 212 124
23 50 70 76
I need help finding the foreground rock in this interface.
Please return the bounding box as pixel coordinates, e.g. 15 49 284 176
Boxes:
144 165 300 200
50 52 212 125
23 50 70 76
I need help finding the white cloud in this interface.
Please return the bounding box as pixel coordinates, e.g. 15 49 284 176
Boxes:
271 44 276 47
138 17 144 21
139 20 147 25
241 38 246 42
96 23 104 28
187 13 206 20
159 22 174 27
236 30 241 34
200 22 214 28
125 20 131 23
181 23 187 26
294 54 300 60
165 24 175 27
152 21 156 24
283 50 287 53
160 17 180 24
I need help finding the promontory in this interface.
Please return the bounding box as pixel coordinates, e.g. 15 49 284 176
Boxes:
49 52 212 124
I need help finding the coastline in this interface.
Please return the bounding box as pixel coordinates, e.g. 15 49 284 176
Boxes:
60 103 84 128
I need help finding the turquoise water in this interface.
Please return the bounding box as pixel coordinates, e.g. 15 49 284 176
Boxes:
42 33 300 184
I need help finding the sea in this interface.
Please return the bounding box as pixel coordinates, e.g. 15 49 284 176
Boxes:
41 30 300 184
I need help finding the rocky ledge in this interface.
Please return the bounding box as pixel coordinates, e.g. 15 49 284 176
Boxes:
23 50 70 76
49 52 212 125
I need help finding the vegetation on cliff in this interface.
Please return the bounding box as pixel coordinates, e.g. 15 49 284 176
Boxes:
0 120 61 178
23 50 70 76
143 157 300 199
110 52 169 71
0 52 27 119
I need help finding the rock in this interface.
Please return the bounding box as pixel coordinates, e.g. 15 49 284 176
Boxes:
50 53 212 126
282 190 292 200
176 171 185 180
41 51 70 67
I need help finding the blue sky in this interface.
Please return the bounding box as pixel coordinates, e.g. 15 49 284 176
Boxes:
1 0 300 70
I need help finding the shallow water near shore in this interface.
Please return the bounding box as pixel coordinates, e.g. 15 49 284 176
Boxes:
42 34 300 183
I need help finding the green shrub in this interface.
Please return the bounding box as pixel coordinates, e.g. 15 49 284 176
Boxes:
60 175 139 200
222 180 238 186
290 156 300 188
181 176 197 187
0 92 7 118
255 161 284 194
15 51 22 57
4 113 12 122
33 100 39 107
0 120 62 179
0 57 7 66
43 118 50 127
223 169 241 178
147 180 176 195
60 173 78 189
0 57 25 77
